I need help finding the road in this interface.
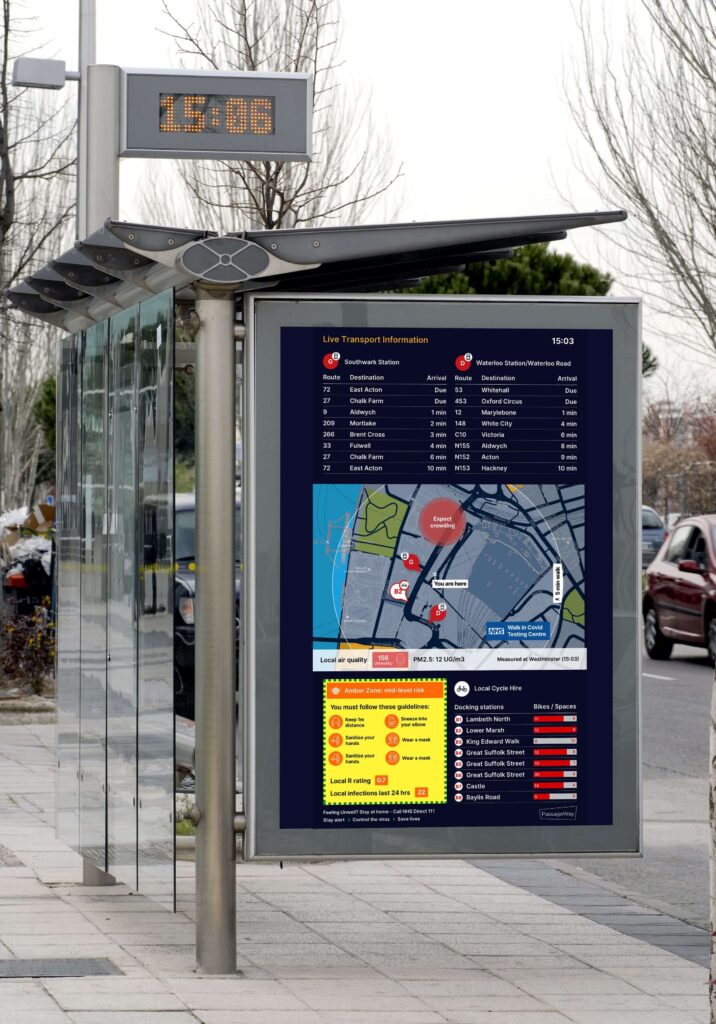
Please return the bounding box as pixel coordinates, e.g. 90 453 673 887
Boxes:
557 643 712 929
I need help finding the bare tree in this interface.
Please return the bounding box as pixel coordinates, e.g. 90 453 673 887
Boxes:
0 1 75 509
0 335 53 507
140 0 401 231
568 0 716 355
642 382 716 515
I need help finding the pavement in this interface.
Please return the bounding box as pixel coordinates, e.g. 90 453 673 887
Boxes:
0 721 710 1023
559 644 712 931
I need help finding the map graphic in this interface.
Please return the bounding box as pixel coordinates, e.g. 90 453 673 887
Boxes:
313 483 586 670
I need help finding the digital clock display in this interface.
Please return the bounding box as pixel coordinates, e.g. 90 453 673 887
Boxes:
122 68 311 161
159 93 275 136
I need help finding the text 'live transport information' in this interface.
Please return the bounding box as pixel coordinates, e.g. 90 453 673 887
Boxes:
279 325 613 831
319 334 581 479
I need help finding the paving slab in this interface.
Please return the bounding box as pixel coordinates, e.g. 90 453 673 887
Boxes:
310 1015 445 1024
0 1014 71 1024
477 857 709 967
170 976 310 995
67 1015 200 1024
193 1014 323 1024
441 1014 572 1024
44 989 188 1011
557 1013 701 1024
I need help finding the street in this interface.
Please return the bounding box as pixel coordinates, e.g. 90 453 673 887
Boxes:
558 644 712 930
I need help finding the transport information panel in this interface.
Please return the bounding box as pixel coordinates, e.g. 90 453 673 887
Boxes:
244 296 640 859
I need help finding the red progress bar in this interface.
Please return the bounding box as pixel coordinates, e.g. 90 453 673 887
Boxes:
533 715 577 722
534 759 577 767
534 781 577 789
533 726 577 734
532 748 575 757
533 793 577 801
534 770 577 778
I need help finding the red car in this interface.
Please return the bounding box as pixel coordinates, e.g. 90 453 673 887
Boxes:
643 514 716 664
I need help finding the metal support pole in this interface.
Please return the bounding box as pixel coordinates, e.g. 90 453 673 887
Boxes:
194 287 237 975
76 0 96 238
84 64 120 236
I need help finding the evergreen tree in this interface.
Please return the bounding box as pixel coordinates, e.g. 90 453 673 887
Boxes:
405 243 657 376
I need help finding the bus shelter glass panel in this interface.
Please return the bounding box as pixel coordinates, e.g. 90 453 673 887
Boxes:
56 332 81 849
107 306 139 887
137 291 175 907
79 321 108 868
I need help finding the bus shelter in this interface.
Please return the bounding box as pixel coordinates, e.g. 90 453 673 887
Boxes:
7 209 631 973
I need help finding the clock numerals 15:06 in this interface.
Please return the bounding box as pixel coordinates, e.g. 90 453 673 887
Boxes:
159 94 274 135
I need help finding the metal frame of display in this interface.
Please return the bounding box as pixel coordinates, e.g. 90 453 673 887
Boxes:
242 292 642 862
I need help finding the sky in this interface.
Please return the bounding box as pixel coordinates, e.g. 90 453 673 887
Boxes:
25 0 715 386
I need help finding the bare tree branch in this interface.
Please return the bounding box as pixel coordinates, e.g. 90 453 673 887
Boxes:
567 0 716 355
0 0 76 508
144 0 402 231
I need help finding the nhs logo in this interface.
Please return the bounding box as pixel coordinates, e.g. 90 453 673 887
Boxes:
486 624 507 639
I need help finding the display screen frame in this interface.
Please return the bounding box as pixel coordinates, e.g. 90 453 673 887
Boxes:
242 293 642 862
120 68 312 161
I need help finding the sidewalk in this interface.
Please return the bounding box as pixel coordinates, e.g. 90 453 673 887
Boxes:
0 721 708 1024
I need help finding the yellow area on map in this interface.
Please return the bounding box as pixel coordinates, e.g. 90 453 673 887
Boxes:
506 483 524 493
323 679 447 805
353 488 408 557
563 587 586 626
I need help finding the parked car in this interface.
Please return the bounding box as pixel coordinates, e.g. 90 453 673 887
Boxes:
174 492 241 720
642 505 667 569
643 514 716 664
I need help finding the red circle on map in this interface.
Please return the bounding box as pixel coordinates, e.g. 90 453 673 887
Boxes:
328 751 343 765
419 499 466 546
386 750 400 765
385 714 399 729
329 715 343 729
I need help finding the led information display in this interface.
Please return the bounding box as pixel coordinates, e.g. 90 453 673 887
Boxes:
159 94 275 136
121 69 311 160
244 296 641 860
